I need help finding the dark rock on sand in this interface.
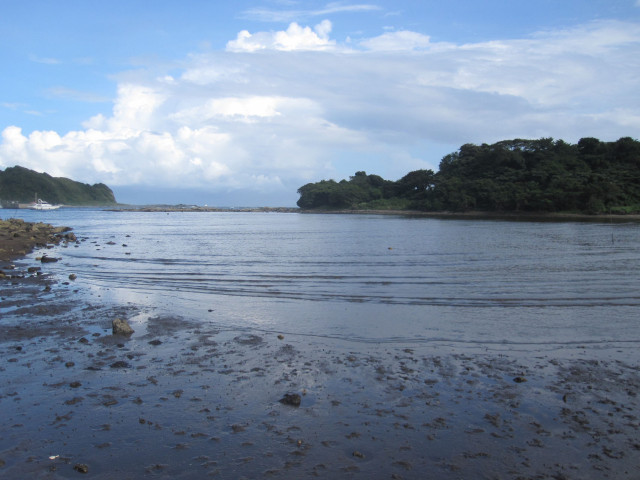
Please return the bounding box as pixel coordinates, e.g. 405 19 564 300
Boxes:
279 393 302 407
110 361 131 369
40 255 59 263
73 463 89 473
112 318 134 336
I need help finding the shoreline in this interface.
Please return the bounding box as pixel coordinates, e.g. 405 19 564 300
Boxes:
2 266 638 478
105 205 640 222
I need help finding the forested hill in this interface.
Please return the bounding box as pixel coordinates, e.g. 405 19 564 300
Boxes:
0 165 117 205
297 137 640 214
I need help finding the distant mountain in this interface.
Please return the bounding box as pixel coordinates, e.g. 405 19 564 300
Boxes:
0 165 117 205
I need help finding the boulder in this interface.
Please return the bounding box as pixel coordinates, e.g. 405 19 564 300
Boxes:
112 318 134 336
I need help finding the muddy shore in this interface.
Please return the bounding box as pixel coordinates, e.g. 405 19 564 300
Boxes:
1 223 639 479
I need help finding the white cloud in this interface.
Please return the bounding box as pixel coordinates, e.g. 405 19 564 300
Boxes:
241 3 380 22
28 54 61 65
46 86 110 103
2 19 639 204
227 20 336 52
360 30 432 51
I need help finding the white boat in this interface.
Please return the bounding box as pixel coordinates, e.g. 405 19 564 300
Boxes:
30 195 60 210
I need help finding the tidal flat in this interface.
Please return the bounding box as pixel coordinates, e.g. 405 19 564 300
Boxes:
2 212 640 479
1 267 639 479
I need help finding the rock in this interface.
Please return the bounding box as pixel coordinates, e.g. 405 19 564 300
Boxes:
279 393 301 407
110 361 131 369
40 255 59 263
353 451 366 459
112 318 134 336
73 463 89 474
69 273 77 281
27 266 41 273
277 334 284 340
148 339 162 346
513 376 527 383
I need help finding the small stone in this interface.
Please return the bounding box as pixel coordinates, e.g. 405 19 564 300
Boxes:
73 463 89 474
70 381 82 388
279 393 301 407
65 362 75 368
353 451 365 459
69 274 77 281
277 334 284 340
112 318 134 336
513 376 527 383
148 339 162 346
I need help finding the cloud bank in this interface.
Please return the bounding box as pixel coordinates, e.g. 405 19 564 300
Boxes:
1 19 639 204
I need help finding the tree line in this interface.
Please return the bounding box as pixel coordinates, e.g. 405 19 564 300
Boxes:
0 165 116 205
296 137 640 214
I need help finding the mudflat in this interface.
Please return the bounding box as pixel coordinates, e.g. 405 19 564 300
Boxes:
0 225 639 479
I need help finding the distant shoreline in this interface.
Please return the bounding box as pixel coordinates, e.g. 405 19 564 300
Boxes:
106 205 640 222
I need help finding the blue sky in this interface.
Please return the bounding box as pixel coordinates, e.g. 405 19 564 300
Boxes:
1 1 639 205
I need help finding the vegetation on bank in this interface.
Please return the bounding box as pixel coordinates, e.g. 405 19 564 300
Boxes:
297 137 640 214
0 165 116 205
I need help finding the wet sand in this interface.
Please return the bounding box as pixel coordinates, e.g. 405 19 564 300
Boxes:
1 233 639 478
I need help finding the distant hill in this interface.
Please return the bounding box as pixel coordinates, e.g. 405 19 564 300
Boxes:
0 165 117 205
297 137 640 214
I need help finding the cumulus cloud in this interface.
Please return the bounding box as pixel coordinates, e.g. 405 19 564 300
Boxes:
1 19 639 204
227 20 335 52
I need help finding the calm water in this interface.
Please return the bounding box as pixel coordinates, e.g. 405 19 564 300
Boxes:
7 208 640 350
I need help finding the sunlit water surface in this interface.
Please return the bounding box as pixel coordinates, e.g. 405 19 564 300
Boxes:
8 208 640 350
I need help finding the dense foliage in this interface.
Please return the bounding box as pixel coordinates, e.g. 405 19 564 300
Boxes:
297 137 640 214
0 165 117 205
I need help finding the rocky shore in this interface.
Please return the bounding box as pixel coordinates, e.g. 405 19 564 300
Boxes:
1 222 639 479
0 218 76 263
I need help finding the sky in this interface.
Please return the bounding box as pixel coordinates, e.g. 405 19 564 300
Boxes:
1 1 639 206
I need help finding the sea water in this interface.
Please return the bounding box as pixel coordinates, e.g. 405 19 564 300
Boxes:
6 208 640 351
